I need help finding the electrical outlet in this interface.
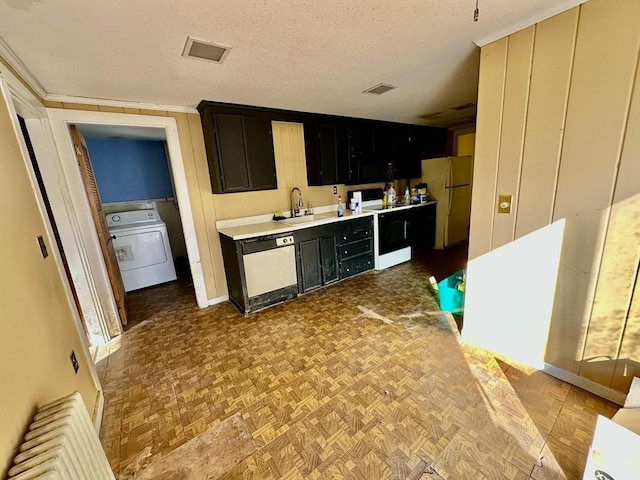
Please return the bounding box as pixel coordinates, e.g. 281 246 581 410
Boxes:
70 350 79 374
333 186 337 194
498 195 512 214
37 235 48 259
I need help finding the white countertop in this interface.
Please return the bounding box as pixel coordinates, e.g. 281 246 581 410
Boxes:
217 210 375 240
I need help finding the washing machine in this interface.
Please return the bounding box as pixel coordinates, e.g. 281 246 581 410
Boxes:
106 209 177 292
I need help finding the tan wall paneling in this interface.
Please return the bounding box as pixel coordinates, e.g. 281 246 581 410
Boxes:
97 105 125 113
611 270 640 393
580 57 640 391
61 102 99 111
0 94 98 477
456 133 475 157
546 0 640 373
468 38 508 260
42 100 64 108
492 26 535 249
167 112 219 300
515 9 578 239
186 112 227 298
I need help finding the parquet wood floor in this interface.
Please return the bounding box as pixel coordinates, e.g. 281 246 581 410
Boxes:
97 244 618 479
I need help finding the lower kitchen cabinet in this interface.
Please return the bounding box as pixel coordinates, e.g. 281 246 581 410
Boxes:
295 216 373 294
298 238 324 293
320 235 339 284
337 217 374 279
407 203 436 252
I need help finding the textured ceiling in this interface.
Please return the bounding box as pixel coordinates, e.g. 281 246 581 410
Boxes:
0 0 579 126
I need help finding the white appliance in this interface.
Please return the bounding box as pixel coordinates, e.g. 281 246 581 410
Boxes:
420 156 473 249
106 209 177 291
242 235 297 298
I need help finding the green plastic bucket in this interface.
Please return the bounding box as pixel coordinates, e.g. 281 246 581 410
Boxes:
437 270 465 315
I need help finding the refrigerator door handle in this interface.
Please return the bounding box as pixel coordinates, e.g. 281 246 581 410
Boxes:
447 187 453 215
449 158 454 188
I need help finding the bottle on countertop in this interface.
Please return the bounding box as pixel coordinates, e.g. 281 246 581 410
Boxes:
387 184 396 205
404 185 410 205
382 190 388 208
337 195 344 217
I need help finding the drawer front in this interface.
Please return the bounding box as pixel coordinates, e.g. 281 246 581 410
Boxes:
338 226 373 245
339 238 372 259
341 254 373 279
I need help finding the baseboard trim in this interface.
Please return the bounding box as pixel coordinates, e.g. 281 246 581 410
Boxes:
208 295 229 307
542 363 626 405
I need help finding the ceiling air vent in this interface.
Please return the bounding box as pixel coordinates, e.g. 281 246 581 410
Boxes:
363 83 397 95
182 37 231 64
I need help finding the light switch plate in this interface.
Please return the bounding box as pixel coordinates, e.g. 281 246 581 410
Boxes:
498 195 512 214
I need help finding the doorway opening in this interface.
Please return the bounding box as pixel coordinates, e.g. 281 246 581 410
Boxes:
73 123 191 331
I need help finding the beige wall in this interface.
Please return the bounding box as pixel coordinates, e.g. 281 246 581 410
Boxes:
464 0 640 395
0 93 99 476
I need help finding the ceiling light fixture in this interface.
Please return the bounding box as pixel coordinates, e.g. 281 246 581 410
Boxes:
182 37 231 64
363 83 397 95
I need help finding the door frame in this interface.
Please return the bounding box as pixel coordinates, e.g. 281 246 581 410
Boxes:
0 72 105 429
46 109 209 320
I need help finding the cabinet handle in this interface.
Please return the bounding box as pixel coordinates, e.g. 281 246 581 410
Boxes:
344 250 348 254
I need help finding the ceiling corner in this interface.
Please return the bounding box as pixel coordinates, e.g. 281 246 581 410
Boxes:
473 0 588 47
0 36 48 99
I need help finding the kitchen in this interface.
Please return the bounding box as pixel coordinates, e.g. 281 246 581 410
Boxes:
200 101 473 314
1 0 639 478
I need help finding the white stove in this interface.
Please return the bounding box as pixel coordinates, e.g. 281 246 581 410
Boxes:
356 195 416 271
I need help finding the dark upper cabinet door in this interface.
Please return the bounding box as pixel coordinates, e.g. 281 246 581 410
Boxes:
244 117 277 190
304 123 322 186
214 115 251 192
304 123 342 186
319 123 338 184
335 124 350 184
348 124 383 184
393 127 421 180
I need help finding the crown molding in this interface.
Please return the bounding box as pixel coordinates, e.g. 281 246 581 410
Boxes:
44 94 199 114
0 36 48 99
474 0 587 47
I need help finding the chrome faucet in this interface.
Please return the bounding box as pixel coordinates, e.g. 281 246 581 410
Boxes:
291 187 303 217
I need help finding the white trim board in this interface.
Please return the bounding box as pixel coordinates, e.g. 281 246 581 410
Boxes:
45 94 198 114
46 108 209 311
543 363 627 406
208 295 229 307
473 0 588 47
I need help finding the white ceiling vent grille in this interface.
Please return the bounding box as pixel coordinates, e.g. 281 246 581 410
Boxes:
363 83 397 95
182 37 231 64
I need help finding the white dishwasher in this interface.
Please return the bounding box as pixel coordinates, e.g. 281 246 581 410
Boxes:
242 234 297 298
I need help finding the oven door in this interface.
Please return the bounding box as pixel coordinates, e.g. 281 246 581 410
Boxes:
378 210 409 255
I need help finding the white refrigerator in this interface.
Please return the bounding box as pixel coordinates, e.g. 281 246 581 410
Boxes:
419 156 473 249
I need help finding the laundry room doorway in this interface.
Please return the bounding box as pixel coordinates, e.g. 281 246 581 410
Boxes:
44 109 208 344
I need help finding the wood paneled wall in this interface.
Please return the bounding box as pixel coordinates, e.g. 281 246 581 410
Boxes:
465 0 640 395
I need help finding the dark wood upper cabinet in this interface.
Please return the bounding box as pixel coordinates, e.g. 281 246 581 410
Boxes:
199 109 276 193
244 117 277 190
198 101 448 191
304 122 350 186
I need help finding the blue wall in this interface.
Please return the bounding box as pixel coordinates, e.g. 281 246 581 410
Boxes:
86 138 174 203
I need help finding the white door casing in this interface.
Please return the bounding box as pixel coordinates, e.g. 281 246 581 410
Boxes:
0 71 104 430
46 109 209 315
